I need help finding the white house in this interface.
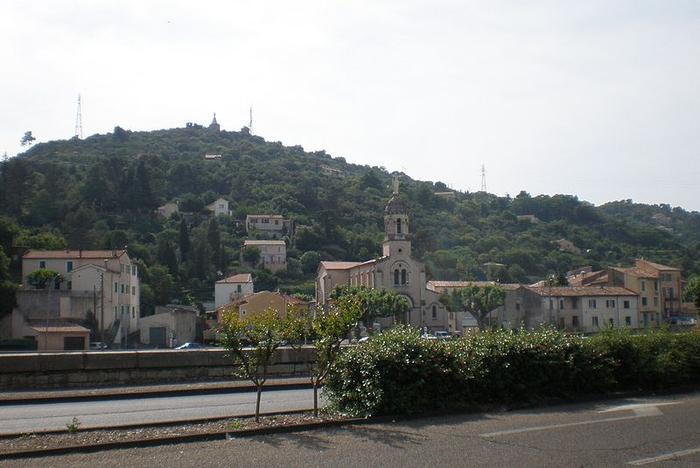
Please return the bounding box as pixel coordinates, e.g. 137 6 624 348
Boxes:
215 273 254 309
206 197 231 216
242 240 287 272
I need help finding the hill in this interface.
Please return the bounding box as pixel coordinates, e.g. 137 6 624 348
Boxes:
1 123 698 313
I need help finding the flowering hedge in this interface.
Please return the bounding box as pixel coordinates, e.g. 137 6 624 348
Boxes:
324 326 700 417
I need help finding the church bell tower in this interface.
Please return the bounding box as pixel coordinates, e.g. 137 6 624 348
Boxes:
383 177 411 257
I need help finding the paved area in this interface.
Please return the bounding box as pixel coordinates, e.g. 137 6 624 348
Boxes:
0 377 309 403
5 391 700 467
0 388 316 434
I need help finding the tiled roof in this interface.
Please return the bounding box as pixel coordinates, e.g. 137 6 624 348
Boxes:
636 260 681 272
243 240 286 246
527 286 637 297
31 326 90 333
246 214 287 219
427 281 521 291
23 250 125 260
610 266 658 279
216 273 253 284
320 261 363 270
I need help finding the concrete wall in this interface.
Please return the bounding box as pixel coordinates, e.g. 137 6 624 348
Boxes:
0 347 315 390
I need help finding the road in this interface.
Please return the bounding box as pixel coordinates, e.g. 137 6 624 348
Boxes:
0 388 316 434
6 391 700 467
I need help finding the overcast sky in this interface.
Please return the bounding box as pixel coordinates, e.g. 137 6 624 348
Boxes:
2 1 699 211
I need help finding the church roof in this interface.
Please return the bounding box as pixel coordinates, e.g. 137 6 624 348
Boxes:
384 194 408 215
319 261 363 270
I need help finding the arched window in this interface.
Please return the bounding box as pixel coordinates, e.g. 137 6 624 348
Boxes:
401 269 407 284
394 269 400 285
396 218 402 234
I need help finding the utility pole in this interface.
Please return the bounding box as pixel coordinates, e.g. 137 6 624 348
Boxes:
74 94 83 139
100 269 105 344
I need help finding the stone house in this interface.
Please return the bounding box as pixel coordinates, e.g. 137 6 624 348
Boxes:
241 240 287 272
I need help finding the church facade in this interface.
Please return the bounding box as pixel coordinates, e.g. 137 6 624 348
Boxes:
315 184 451 333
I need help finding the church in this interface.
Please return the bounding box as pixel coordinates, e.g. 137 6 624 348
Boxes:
315 180 451 333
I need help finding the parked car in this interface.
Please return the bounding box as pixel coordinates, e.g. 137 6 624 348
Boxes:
89 342 108 351
420 333 437 340
670 316 697 326
175 342 204 349
434 331 451 340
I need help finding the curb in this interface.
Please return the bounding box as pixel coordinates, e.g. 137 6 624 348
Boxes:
0 380 312 406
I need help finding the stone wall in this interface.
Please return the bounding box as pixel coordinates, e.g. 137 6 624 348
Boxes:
0 347 315 390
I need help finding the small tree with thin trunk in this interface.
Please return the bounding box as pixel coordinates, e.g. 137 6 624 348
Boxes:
286 296 363 417
220 307 287 422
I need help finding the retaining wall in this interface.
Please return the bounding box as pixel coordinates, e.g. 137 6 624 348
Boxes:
0 347 315 390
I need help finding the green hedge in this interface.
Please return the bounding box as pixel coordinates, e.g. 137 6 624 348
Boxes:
324 326 700 417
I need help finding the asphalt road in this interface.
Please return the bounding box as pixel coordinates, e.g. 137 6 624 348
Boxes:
6 391 700 467
0 388 316 434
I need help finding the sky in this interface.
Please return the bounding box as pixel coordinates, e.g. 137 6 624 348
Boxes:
2 1 699 211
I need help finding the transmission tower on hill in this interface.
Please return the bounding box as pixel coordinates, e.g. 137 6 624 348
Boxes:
249 105 253 134
74 94 83 139
480 164 487 192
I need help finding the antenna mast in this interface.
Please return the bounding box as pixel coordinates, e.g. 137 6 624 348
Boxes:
249 105 253 134
480 164 487 192
74 94 83 139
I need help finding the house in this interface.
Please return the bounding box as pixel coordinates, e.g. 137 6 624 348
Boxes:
516 214 541 224
526 286 639 332
315 180 449 333
245 215 293 239
242 240 287 272
203 154 222 160
17 250 140 346
219 291 312 322
215 273 254 309
139 305 198 348
434 191 456 200
607 259 684 327
426 281 538 332
206 197 231 216
156 202 179 218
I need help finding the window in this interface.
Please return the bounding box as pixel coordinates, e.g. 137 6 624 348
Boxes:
641 281 646 291
274 220 279 225
625 316 631 326
66 261 73 272
592 316 599 327
588 299 597 309
571 297 578 309
624 300 630 309
39 261 46 269
609 318 614 326
653 297 658 306
132 307 135 319
132 265 137 275
559 299 564 310
610 300 615 308
396 218 402 234
394 269 400 285
516 302 521 311
642 297 648 306
401 269 407 285
572 316 579 328
67 281 72 290
654 281 658 292
432 305 437 319
120 284 125 294
236 284 242 293
132 286 136 296
114 282 118 293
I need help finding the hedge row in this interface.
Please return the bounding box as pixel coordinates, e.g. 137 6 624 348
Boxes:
324 326 700 417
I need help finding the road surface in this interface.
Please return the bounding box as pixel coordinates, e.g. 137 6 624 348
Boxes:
0 388 316 434
5 391 700 467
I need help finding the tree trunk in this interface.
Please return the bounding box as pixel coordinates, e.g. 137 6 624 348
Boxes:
313 380 319 417
255 385 262 422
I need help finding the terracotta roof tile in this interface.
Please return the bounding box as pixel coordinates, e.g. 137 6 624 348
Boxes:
216 273 253 284
23 250 125 260
527 286 637 297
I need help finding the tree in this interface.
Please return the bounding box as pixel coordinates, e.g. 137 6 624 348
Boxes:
0 247 15 318
300 251 321 275
179 219 190 261
683 276 700 308
220 307 289 422
27 269 62 289
20 131 36 146
207 218 222 270
286 296 363 416
149 265 173 305
459 284 506 330
242 246 261 265
330 286 410 326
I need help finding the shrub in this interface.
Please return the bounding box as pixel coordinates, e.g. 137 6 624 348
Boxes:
324 326 700 417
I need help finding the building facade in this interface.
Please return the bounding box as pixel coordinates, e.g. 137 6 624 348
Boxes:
206 197 231 216
245 215 294 239
242 240 287 272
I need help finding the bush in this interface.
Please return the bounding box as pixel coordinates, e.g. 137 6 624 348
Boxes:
324 327 700 417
